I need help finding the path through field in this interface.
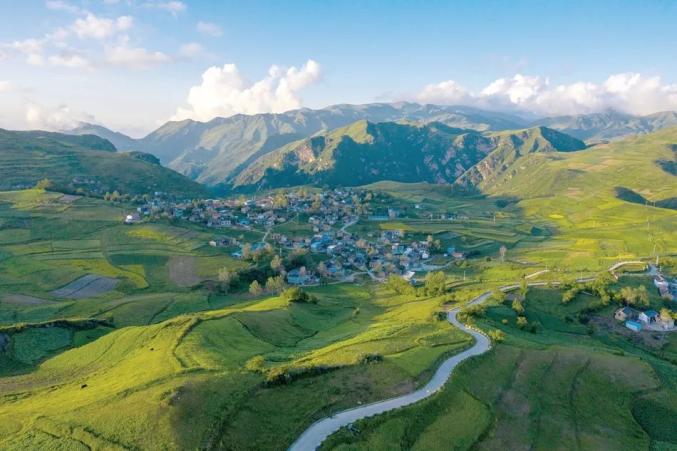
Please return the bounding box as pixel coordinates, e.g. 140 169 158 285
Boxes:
289 261 641 451
288 293 492 451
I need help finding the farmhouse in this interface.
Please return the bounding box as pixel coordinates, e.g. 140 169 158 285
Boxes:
124 213 141 224
625 320 642 332
638 310 659 324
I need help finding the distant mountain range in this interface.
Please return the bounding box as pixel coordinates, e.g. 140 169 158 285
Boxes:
0 129 206 197
65 103 677 188
231 121 586 191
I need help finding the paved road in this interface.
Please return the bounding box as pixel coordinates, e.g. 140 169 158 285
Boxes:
288 261 643 451
288 293 492 451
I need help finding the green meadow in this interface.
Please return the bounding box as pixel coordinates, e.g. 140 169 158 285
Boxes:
0 127 676 450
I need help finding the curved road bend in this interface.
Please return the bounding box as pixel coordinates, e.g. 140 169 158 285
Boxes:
288 292 493 451
288 261 640 451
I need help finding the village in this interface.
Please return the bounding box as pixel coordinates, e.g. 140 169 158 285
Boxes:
124 188 467 287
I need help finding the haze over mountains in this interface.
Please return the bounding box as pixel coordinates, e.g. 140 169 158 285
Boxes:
66 103 677 189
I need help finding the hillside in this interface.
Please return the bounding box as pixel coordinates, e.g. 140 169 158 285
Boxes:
533 110 677 143
232 122 585 190
69 123 138 152
455 126 587 189
68 103 528 185
0 129 206 197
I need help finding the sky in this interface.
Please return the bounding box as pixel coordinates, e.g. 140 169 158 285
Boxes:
1 0 677 136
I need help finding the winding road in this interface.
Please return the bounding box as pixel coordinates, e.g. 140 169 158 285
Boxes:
288 292 493 451
289 261 643 451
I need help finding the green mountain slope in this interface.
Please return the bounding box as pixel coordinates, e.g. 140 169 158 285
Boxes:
69 123 138 152
0 129 206 197
69 103 528 185
533 110 677 143
456 126 587 190
232 122 584 190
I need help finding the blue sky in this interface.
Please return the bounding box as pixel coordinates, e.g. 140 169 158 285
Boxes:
1 0 676 135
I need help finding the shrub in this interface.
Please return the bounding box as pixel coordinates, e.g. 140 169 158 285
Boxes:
282 287 317 304
488 329 505 343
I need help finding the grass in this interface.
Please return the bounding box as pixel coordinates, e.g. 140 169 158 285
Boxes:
323 281 675 451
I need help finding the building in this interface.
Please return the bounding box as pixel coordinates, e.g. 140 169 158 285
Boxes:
124 213 141 224
638 310 659 324
614 306 637 322
658 314 675 330
287 268 311 285
625 320 642 332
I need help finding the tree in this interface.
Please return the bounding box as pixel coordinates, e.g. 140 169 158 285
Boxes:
620 286 638 305
265 275 285 294
270 255 283 273
488 329 505 343
512 299 525 314
35 178 53 190
516 316 528 329
499 245 507 262
249 280 263 296
242 243 252 260
385 275 414 295
424 271 447 296
218 267 237 287
660 308 672 323
636 285 649 306
492 288 506 303
282 287 316 303
562 288 577 304
317 261 328 277
273 191 288 209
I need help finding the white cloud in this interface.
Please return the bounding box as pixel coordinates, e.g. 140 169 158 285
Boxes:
105 44 170 68
416 73 677 116
196 21 222 37
172 59 322 121
49 53 91 69
143 1 186 16
45 1 83 14
25 103 95 131
0 81 11 92
72 14 133 40
178 42 204 58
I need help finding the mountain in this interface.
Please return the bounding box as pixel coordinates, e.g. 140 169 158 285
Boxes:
533 110 677 143
68 103 528 185
69 122 138 152
476 125 677 207
455 126 587 190
231 121 585 190
0 129 206 197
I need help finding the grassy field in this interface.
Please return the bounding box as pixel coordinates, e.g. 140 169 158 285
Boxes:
0 127 676 450
323 281 676 451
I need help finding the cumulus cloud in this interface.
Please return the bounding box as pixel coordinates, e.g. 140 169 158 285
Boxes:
417 73 677 116
196 21 222 37
173 59 322 121
25 103 95 131
72 14 133 40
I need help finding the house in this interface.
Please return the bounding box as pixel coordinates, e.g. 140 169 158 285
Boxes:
625 320 642 332
614 306 638 322
124 212 141 224
287 268 312 285
638 310 659 324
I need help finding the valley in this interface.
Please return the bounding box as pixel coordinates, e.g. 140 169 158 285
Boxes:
0 105 675 451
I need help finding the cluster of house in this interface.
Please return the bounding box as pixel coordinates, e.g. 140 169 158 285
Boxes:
653 274 675 301
615 306 674 332
123 188 466 286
